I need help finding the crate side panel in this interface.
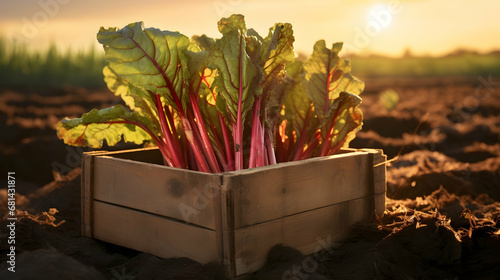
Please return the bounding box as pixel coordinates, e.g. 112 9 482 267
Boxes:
373 152 387 195
364 149 387 217
81 154 94 237
232 196 372 275
93 156 220 230
220 187 236 277
374 193 386 218
93 201 219 263
228 152 371 229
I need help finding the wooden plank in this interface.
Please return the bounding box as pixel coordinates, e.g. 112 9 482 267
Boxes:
82 147 387 278
96 156 221 229
224 151 372 229
373 153 387 195
81 152 103 238
374 193 386 218
211 185 225 269
92 156 221 230
232 196 372 275
93 201 219 263
363 148 387 195
82 149 157 238
362 149 387 218
220 185 236 277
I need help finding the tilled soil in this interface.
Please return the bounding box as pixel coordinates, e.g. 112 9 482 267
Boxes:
0 76 499 279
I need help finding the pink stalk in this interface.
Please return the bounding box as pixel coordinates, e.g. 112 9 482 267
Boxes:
234 36 245 170
249 97 264 168
206 117 228 172
183 111 210 173
300 133 321 160
320 105 342 157
129 37 212 172
264 129 276 165
186 142 197 171
189 94 221 173
255 119 265 167
264 145 269 166
219 114 234 171
163 105 185 164
154 94 184 168
291 105 313 161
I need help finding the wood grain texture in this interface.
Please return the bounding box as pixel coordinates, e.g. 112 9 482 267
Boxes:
81 150 108 237
232 196 372 275
93 201 219 263
364 148 387 195
83 147 387 279
362 149 387 218
220 185 236 277
93 156 221 230
223 151 372 229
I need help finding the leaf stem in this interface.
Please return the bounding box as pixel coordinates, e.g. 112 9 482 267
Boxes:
234 35 244 170
189 94 221 173
291 104 313 161
219 114 234 171
154 93 184 168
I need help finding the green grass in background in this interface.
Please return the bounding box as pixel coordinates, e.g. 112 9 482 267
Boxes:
0 37 106 87
1 36 499 87
350 51 500 78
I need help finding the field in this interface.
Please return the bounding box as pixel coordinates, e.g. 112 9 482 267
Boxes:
0 43 500 279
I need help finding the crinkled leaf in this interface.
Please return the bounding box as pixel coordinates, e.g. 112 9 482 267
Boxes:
303 40 364 118
190 34 215 51
56 105 153 148
260 23 295 129
217 14 246 35
210 27 260 125
245 35 263 67
102 66 160 132
97 22 190 111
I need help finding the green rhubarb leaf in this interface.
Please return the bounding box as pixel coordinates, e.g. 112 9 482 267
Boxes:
247 28 264 42
260 23 294 80
190 34 215 51
260 23 295 129
283 60 317 139
56 105 153 148
185 49 210 92
245 34 263 67
102 66 161 133
209 18 260 126
103 65 137 110
303 40 364 118
321 92 363 153
97 22 190 111
217 14 246 35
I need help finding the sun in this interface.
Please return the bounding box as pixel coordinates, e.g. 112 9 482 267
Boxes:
367 4 393 30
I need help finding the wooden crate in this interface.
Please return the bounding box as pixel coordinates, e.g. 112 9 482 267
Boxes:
81 147 386 278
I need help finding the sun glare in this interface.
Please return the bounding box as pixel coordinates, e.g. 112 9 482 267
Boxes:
367 4 393 30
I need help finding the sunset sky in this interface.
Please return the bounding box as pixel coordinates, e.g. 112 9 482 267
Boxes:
1 0 499 57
